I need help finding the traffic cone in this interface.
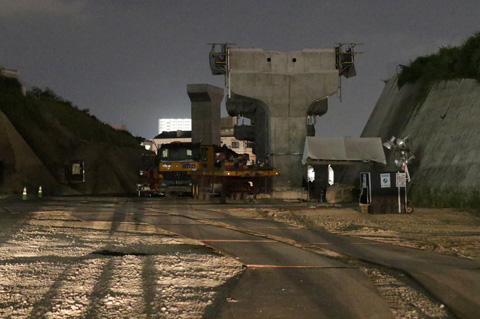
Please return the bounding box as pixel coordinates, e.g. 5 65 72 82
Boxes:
38 186 43 199
22 187 27 200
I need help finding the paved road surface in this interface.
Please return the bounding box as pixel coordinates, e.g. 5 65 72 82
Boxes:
132 200 480 319
4 197 479 318
68 201 394 318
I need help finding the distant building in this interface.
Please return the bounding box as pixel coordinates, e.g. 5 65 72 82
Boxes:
151 130 192 150
111 124 127 131
0 68 20 79
220 117 236 136
219 117 256 163
0 68 26 96
158 118 191 134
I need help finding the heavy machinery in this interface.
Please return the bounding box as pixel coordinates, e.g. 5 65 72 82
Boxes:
137 154 162 197
158 142 205 195
138 141 279 200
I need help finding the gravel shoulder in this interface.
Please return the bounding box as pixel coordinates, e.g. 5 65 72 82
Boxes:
0 210 243 319
237 205 480 261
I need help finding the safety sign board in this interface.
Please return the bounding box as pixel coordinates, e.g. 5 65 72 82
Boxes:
380 173 391 188
396 172 407 187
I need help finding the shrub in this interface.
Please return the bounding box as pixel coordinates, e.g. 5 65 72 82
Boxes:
398 32 480 88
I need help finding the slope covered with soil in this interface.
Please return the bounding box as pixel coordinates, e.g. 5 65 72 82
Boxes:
0 76 145 195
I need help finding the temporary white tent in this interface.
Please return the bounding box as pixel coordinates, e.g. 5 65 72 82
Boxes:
302 137 386 165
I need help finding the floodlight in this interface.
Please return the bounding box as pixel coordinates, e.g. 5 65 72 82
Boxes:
385 135 415 184
383 142 393 150
383 136 396 150
396 136 410 150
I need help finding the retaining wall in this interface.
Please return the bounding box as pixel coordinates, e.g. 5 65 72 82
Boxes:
349 76 480 207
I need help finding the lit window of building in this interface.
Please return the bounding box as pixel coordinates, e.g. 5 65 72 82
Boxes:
158 118 192 134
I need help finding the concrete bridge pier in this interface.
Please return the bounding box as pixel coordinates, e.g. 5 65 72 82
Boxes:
211 45 356 194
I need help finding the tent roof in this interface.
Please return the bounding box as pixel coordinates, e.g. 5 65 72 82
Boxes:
302 137 386 165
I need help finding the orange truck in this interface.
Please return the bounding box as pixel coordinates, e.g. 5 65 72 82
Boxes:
138 142 279 199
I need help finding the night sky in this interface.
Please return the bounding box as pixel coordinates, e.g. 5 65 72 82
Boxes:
1 1 479 138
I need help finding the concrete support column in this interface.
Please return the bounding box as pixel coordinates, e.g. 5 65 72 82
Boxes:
224 48 342 189
187 84 224 145
269 115 307 187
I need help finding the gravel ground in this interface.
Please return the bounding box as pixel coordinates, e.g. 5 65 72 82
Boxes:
252 205 480 261
2 203 479 319
0 211 243 319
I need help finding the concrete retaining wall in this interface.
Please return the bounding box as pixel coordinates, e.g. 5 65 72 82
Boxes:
353 76 480 207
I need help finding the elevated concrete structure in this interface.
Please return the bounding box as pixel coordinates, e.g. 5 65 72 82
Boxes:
187 84 223 145
210 45 356 189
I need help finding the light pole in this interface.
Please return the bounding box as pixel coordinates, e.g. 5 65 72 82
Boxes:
383 136 415 213
383 136 415 181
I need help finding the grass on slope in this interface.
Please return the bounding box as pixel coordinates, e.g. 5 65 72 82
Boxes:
398 32 480 88
0 75 140 148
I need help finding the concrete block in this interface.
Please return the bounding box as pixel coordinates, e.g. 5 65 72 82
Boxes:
272 188 307 200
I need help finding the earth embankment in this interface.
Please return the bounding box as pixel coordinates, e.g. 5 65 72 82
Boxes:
0 76 145 195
